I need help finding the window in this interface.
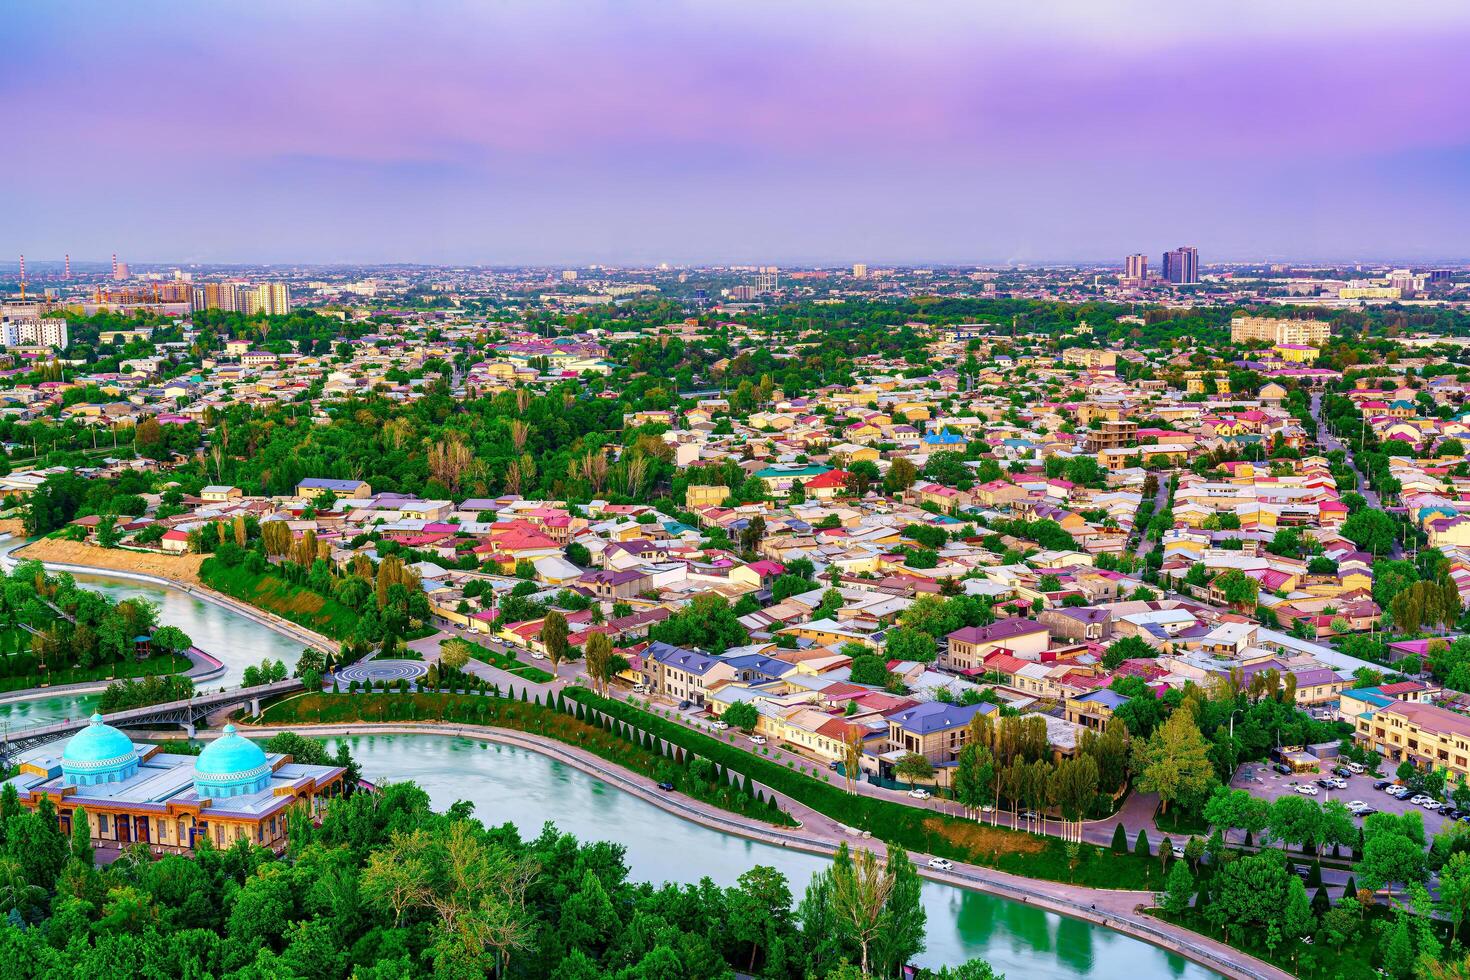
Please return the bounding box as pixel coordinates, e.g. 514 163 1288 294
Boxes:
98 814 109 834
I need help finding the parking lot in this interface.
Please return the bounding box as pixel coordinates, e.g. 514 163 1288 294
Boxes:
1232 761 1457 836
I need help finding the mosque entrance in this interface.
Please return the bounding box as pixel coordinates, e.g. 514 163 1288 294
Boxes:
135 816 150 844
117 818 131 844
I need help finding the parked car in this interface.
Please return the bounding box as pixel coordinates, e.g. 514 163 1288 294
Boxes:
927 857 953 871
1346 762 1366 774
1422 800 1443 811
748 735 767 745
1315 779 1333 789
1272 763 1294 775
657 781 675 791
677 700 692 710
1373 780 1392 790
1296 785 1319 796
828 761 841 771
909 788 932 800
1355 806 1378 817
1333 766 1353 777
1410 795 1431 805
1326 778 1347 790
1346 800 1367 811
631 684 647 694
709 720 729 731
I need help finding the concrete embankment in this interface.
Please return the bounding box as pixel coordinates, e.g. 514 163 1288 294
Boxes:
232 719 1287 980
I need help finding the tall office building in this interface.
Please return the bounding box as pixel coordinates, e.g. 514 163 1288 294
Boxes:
755 266 779 293
1123 253 1148 282
1161 246 1199 284
852 263 868 279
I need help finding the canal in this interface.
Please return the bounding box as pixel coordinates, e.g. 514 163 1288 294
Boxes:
327 733 1215 979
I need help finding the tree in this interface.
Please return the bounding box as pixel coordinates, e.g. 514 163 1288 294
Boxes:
1161 859 1194 916
1267 794 1321 853
894 752 935 789
1132 708 1216 814
1215 569 1260 610
583 631 614 696
1356 813 1430 894
440 639 471 672
723 701 759 732
884 627 936 663
70 805 93 866
953 741 995 820
1440 851 1470 943
1342 509 1397 557
829 842 896 977
872 844 926 976
849 655 890 687
1101 635 1153 670
541 611 570 672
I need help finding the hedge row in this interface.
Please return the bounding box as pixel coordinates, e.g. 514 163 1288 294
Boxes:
564 688 1165 891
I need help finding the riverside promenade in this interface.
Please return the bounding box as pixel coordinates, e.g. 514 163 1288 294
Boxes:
233 718 1288 980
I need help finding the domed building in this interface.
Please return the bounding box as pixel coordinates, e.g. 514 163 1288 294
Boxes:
61 714 140 787
3 717 348 857
194 725 274 798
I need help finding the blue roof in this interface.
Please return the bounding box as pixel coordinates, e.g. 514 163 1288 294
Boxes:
890 701 996 735
646 641 723 676
61 714 139 786
924 432 965 445
194 724 272 798
62 714 135 766
724 653 790 679
1076 689 1131 709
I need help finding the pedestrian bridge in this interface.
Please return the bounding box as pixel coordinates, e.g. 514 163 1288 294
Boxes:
1 678 304 753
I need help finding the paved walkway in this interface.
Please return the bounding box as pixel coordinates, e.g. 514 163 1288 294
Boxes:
233 718 1289 980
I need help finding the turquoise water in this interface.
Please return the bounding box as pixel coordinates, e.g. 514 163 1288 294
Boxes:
330 733 1215 979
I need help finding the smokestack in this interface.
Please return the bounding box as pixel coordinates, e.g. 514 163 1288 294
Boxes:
112 253 118 280
64 253 70 279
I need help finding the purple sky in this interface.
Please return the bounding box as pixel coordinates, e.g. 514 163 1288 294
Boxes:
5 1 1469 265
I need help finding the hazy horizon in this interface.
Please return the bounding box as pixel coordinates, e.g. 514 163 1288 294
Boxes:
5 1 1469 266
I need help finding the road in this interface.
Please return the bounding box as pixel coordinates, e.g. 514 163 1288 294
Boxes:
1135 471 1172 558
1310 391 1401 558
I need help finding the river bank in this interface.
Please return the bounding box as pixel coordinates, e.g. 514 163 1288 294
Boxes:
2 536 334 654
13 536 207 585
232 718 1283 980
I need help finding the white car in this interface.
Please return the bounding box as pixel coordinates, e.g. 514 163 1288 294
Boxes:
709 720 729 731
927 857 953 871
1347 763 1365 774
631 684 647 694
909 788 932 800
1422 800 1443 811
1326 778 1347 790
1296 785 1319 796
1409 795 1431 805
1346 800 1367 810
530 650 547 660
748 735 767 745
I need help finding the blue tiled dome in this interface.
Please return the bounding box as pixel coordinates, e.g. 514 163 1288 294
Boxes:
194 724 272 798
62 713 139 786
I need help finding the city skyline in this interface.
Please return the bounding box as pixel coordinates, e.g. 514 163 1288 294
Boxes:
5 1 1470 264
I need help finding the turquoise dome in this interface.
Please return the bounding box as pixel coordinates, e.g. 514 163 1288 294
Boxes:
62 714 139 786
194 725 273 798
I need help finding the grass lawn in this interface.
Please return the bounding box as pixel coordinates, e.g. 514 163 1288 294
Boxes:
200 559 359 640
1154 804 1210 837
259 691 795 826
566 689 1167 892
0 653 192 695
448 637 555 683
